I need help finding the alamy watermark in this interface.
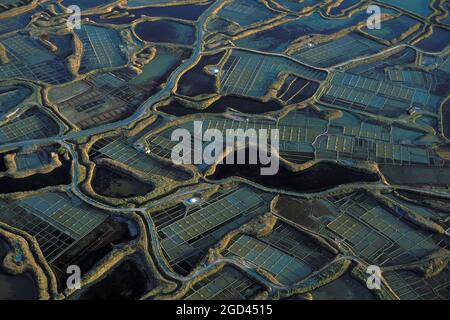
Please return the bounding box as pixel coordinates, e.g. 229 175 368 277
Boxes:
367 5 382 30
170 121 280 175
66 5 81 30
66 265 81 290
366 265 382 290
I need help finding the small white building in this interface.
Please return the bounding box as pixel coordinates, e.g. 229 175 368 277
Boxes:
208 66 220 75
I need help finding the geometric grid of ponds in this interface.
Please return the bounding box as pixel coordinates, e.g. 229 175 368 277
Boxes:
0 0 448 301
77 25 127 74
0 192 107 261
146 122 204 162
0 108 58 144
224 222 334 285
0 84 32 116
220 50 326 98
383 269 450 300
225 233 315 285
205 114 328 146
314 133 432 165
90 136 191 181
292 33 386 68
0 203 76 261
15 150 51 171
158 186 271 264
185 266 263 300
145 133 193 161
52 70 147 129
386 69 438 91
152 108 437 167
218 0 277 27
0 9 36 35
17 193 107 240
0 35 72 84
160 188 263 244
326 106 432 144
146 114 326 165
346 47 417 80
326 192 443 266
262 222 334 269
201 112 325 163
322 72 442 115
